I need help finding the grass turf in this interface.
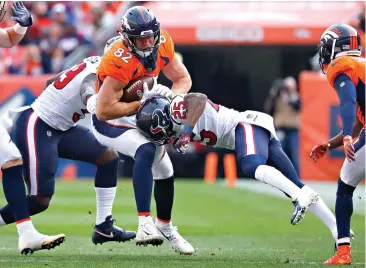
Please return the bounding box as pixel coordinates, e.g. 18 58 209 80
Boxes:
0 180 364 268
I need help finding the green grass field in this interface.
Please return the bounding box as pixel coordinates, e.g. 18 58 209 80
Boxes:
0 180 364 268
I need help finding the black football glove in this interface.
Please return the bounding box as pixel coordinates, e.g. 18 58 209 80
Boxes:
11 1 32 27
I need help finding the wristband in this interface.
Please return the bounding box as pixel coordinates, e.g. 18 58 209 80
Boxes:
13 23 27 35
182 125 194 134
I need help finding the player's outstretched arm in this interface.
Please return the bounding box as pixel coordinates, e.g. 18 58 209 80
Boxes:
0 1 32 48
328 117 362 150
162 54 192 95
310 74 358 163
310 117 362 163
96 76 140 121
183 93 207 127
173 93 207 154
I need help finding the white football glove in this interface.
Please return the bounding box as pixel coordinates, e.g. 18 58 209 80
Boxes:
140 82 156 103
151 84 174 100
86 94 98 114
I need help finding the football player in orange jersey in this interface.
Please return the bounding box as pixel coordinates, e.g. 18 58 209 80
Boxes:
310 24 365 265
89 6 194 254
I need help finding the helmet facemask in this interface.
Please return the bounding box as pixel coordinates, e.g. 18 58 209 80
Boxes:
124 31 160 58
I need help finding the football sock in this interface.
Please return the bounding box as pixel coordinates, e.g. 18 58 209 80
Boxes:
0 196 50 225
16 218 36 236
335 179 355 244
254 165 300 200
95 187 116 225
0 214 5 226
94 158 118 225
133 143 155 215
1 165 30 222
138 215 153 225
156 217 172 228
308 196 338 240
94 158 118 188
267 139 304 188
154 176 174 222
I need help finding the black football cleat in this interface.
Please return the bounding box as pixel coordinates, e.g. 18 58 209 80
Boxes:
92 216 136 245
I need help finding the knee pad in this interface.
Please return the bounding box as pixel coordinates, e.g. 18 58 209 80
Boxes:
239 155 266 178
337 179 356 196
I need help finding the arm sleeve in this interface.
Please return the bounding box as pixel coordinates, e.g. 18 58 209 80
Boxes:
334 74 357 137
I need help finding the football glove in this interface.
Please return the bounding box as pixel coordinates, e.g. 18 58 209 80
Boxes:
343 135 355 162
151 84 173 100
173 133 191 154
141 82 156 103
11 1 32 27
310 142 330 163
86 94 97 114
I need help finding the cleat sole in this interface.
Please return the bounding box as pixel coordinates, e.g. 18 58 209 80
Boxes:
136 238 164 247
21 236 65 255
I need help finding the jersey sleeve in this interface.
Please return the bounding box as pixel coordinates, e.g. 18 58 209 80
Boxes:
97 45 133 85
161 30 175 65
327 57 359 87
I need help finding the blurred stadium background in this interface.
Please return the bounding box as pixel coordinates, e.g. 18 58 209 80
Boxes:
0 1 364 267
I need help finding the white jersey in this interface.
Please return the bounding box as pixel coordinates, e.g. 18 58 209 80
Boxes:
171 95 278 150
31 56 101 131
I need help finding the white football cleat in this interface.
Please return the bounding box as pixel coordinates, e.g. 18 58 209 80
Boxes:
18 231 65 255
156 224 195 255
136 220 164 247
291 186 319 225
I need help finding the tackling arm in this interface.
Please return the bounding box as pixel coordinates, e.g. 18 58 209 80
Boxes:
162 54 192 95
96 76 140 121
183 93 207 127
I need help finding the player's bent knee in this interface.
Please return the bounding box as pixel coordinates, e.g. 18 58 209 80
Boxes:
337 179 356 196
239 154 266 178
95 148 118 165
135 143 156 164
29 195 52 214
340 160 364 188
1 158 23 170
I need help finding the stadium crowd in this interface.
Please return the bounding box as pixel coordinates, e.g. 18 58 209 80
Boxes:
0 1 130 75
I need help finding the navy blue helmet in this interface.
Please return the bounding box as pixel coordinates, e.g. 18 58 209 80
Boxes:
120 6 160 70
318 24 361 73
136 96 175 146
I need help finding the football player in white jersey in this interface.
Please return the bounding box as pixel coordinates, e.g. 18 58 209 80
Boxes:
0 55 136 254
0 1 68 254
135 94 354 243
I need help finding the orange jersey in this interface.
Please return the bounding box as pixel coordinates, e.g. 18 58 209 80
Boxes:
96 29 175 90
327 56 365 124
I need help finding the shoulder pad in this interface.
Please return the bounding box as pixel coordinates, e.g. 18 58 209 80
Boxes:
327 56 357 87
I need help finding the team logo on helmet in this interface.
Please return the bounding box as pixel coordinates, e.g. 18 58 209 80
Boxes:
150 109 171 134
